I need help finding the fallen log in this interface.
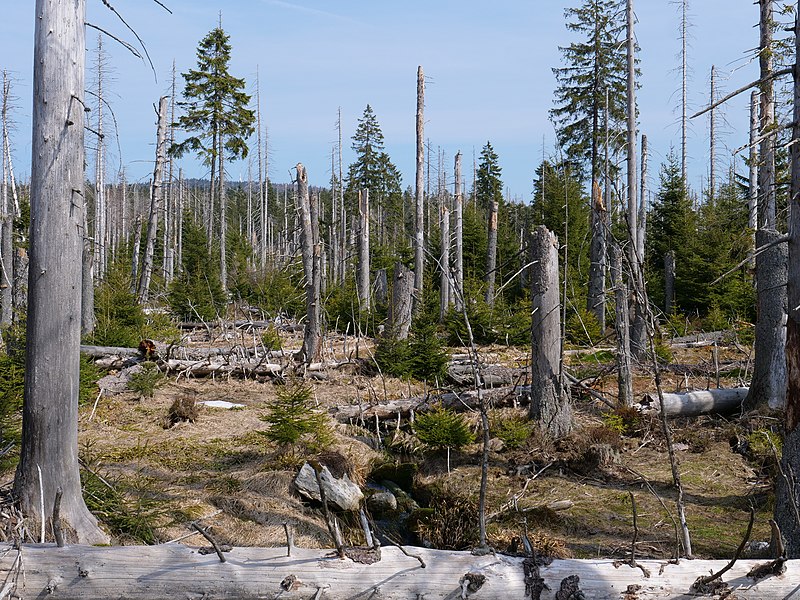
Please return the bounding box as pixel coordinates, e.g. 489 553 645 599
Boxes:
0 543 796 599
637 387 749 417
162 359 284 377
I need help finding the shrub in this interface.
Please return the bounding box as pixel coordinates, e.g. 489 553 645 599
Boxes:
413 494 479 550
490 412 532 450
127 363 165 399
165 395 199 428
261 326 282 351
565 306 602 346
375 324 449 382
92 260 146 347
415 404 473 451
261 381 332 453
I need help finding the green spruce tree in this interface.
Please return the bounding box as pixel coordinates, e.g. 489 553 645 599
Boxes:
170 24 255 289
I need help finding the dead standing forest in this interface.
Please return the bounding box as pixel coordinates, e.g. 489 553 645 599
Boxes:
3 0 800 598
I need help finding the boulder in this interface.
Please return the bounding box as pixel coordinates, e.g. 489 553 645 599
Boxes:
367 491 398 515
294 462 363 512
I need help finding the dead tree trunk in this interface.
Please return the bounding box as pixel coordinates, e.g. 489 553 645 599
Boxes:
776 11 800 554
587 181 607 331
709 65 717 200
529 225 572 438
626 0 648 360
137 96 169 305
453 151 464 311
413 66 425 314
129 214 142 294
759 0 776 229
638 134 648 259
612 244 633 407
81 211 95 336
296 164 321 364
440 205 451 320
389 262 413 341
0 73 11 326
745 229 788 411
12 247 27 320
664 250 676 315
748 90 759 233
13 0 108 545
357 189 370 313
484 200 498 309
219 128 228 292
680 0 688 181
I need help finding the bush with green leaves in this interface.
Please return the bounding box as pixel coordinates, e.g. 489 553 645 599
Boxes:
415 404 473 452
127 363 165 399
261 381 332 453
169 215 227 321
490 412 532 450
374 323 449 382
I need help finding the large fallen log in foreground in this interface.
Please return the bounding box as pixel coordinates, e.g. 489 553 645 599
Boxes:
0 543 795 599
637 387 749 417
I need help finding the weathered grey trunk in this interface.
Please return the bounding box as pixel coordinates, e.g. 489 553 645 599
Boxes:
296 164 321 364
81 212 95 336
453 151 464 311
759 0 776 230
1 72 14 326
776 11 800 556
93 34 107 279
587 182 607 331
529 226 572 438
709 66 717 200
744 228 787 412
12 247 27 320
439 205 451 320
611 245 633 407
389 261 413 341
638 134 648 258
374 268 388 305
413 66 425 314
13 0 108 545
219 128 228 291
484 200 498 308
129 214 142 294
748 90 759 233
626 0 647 360
664 250 676 316
357 189 370 312
680 0 688 181
137 96 169 305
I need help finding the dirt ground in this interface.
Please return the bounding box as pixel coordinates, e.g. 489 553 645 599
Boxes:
1 327 776 560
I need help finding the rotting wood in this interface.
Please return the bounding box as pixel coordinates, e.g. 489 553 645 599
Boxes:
1 544 800 599
637 387 749 418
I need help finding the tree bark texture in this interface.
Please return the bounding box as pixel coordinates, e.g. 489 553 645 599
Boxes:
439 205 451 320
3 544 800 600
759 0 776 229
777 11 800 557
296 164 321 364
219 128 228 291
484 200 498 308
453 151 464 311
748 91 759 233
80 227 95 336
12 247 27 319
137 96 169 305
389 261 413 341
744 229 787 411
14 0 108 545
529 225 572 438
413 66 425 314
638 387 749 418
357 189 370 312
587 181 606 330
664 250 676 316
612 245 633 407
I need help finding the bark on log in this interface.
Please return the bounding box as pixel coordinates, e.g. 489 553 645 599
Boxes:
1 543 799 600
638 387 749 417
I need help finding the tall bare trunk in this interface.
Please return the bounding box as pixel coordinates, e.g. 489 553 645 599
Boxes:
748 91 759 233
137 96 169 304
413 66 425 313
297 164 321 364
680 0 688 182
664 250 676 316
439 205 451 320
219 128 227 291
588 181 607 330
759 0 776 229
485 200 498 308
529 226 572 438
0 72 12 326
389 262 413 341
638 134 648 257
453 151 464 311
776 9 800 557
709 66 717 200
14 0 108 544
357 189 370 312
130 213 142 294
612 244 633 407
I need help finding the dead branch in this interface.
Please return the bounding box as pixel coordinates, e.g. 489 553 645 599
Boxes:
691 507 754 591
691 67 792 119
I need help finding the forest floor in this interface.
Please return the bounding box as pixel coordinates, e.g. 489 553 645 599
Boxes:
1 325 779 560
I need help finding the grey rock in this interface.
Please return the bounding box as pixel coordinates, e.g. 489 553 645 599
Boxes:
367 491 397 514
294 462 363 512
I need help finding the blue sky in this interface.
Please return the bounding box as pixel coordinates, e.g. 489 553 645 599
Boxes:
0 1 767 200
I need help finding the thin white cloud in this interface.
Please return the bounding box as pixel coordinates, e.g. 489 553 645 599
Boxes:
260 0 362 25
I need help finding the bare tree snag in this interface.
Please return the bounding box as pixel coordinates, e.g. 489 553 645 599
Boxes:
485 200 499 309
14 0 108 545
748 91 759 234
440 204 451 320
759 0 776 230
664 250 676 316
587 181 607 331
776 10 800 557
529 226 572 438
357 189 370 313
3 544 800 599
709 65 717 199
137 96 169 305
1 71 14 326
389 262 413 341
296 164 321 364
612 245 633 407
680 0 688 181
453 151 464 312
413 66 425 314
745 228 787 411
